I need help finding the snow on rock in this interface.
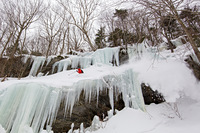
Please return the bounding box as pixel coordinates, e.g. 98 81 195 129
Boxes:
92 107 160 133
130 50 200 102
90 116 101 131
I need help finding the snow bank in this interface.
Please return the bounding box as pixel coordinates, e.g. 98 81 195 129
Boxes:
90 97 200 133
128 44 200 102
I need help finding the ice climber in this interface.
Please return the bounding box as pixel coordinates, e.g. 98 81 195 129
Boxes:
77 68 84 74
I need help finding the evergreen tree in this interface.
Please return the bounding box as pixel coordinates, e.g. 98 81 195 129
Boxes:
114 9 128 21
95 27 106 49
108 28 123 47
113 9 129 50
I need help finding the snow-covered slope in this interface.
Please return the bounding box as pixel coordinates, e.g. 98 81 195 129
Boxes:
0 40 200 133
88 97 200 133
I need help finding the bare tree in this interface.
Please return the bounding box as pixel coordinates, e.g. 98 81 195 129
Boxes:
57 0 100 51
0 0 46 77
40 7 65 58
70 26 84 51
130 0 200 62
127 9 147 44
1 0 46 58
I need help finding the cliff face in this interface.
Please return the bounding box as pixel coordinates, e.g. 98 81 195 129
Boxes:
0 56 32 78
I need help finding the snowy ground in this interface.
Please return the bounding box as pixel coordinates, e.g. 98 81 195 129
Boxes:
0 43 200 133
89 97 200 133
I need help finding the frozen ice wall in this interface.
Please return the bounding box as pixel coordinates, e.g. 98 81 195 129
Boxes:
52 58 71 73
27 47 120 76
0 83 62 133
0 69 145 133
52 47 120 72
128 41 149 59
92 47 119 66
29 56 46 77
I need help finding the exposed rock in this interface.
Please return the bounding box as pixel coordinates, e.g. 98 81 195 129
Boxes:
119 47 129 65
41 56 66 75
52 90 124 133
141 83 165 105
0 56 32 78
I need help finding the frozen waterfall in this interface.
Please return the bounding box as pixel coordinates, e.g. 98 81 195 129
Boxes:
52 47 120 73
0 46 150 133
29 56 46 77
27 47 120 76
0 68 145 133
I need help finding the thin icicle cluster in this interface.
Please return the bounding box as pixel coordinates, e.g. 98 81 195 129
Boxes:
29 57 46 77
52 47 120 73
52 58 72 73
0 83 62 133
28 56 54 77
27 47 120 76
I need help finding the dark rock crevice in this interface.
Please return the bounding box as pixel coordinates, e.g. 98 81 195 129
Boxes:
141 83 165 105
52 90 125 133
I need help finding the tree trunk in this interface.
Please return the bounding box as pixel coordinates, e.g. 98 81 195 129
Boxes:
83 30 96 51
46 40 53 59
175 16 200 62
167 1 200 62
10 28 24 59
0 32 13 58
164 31 174 53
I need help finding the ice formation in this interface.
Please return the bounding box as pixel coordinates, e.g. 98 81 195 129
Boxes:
29 56 46 76
21 55 30 64
0 46 148 133
0 67 145 133
52 58 71 73
51 47 120 73
90 116 101 131
27 47 120 76
128 40 150 59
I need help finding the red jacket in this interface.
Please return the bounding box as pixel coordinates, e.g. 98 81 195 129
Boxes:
77 68 84 74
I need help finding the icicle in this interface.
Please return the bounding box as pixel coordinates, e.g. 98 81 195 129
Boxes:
29 56 46 76
92 47 120 66
21 55 30 64
67 123 74 133
0 65 145 133
171 37 184 47
71 56 80 68
0 83 62 133
46 56 54 67
52 58 71 73
79 123 84 133
91 116 101 131
107 110 113 119
78 56 92 68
